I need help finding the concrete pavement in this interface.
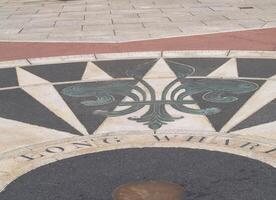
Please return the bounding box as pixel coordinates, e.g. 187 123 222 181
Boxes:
0 0 276 42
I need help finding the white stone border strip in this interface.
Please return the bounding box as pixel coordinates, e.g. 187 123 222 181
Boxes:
0 59 30 68
95 51 162 61
28 54 96 65
163 50 230 58
0 50 276 69
227 50 276 58
0 133 275 192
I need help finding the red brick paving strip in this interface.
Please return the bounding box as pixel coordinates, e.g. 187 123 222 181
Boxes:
0 28 276 61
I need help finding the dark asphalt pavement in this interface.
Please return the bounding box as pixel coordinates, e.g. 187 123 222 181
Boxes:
1 148 275 200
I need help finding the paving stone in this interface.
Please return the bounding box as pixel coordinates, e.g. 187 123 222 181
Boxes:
113 23 144 30
186 7 215 15
51 28 83 34
235 19 266 29
111 14 140 19
0 15 9 20
159 11 193 17
86 5 109 11
59 12 85 18
0 28 22 34
177 26 224 35
85 18 113 25
0 0 276 42
84 14 111 20
114 29 148 35
112 17 141 24
85 10 111 15
62 6 86 12
223 13 260 20
30 13 59 19
204 19 265 28
114 32 150 40
5 33 49 41
144 17 172 23
82 24 113 31
149 4 184 9
37 8 63 14
58 15 85 20
8 14 33 20
47 35 81 41
79 35 116 42
0 24 23 29
110 5 134 10
209 6 241 11
82 30 115 36
110 9 161 14
55 20 85 27
259 14 276 21
202 19 242 26
115 35 151 41
12 10 38 15
264 21 276 28
142 22 178 28
21 27 54 33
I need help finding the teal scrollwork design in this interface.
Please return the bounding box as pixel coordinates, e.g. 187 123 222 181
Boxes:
61 62 259 133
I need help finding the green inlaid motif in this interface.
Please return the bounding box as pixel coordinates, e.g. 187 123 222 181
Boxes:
62 61 258 133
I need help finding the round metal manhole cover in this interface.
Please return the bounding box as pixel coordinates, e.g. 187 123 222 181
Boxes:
112 181 185 200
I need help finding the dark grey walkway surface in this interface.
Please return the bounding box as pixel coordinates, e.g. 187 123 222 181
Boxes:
1 148 275 200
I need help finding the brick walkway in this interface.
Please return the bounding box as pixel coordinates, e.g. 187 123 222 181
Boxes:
1 28 276 61
0 0 276 42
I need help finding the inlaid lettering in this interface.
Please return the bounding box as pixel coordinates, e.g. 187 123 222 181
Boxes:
240 142 260 150
46 146 65 153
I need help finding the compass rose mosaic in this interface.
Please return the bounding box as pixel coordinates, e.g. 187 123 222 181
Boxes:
0 55 271 138
0 52 275 199
61 60 258 134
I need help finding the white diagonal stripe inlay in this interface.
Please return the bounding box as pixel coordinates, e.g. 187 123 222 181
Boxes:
221 75 276 132
0 117 72 154
17 68 89 135
230 121 276 141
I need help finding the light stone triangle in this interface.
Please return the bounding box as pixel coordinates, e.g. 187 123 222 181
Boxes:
82 62 113 81
0 117 72 153
208 58 238 78
18 68 89 135
16 67 48 86
221 75 276 132
230 121 276 141
95 77 215 135
144 58 175 79
23 85 89 135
